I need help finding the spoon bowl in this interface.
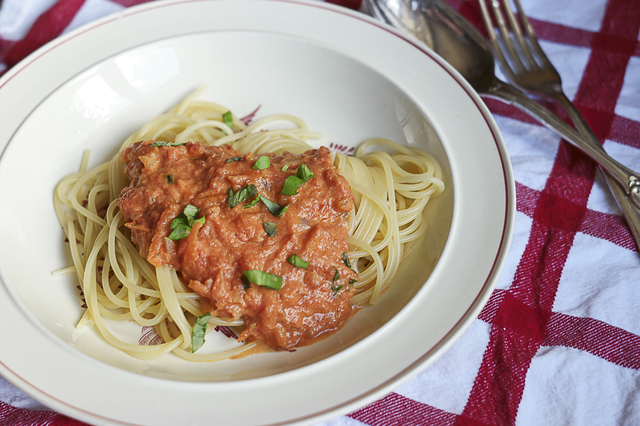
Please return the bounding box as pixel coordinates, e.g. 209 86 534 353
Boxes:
363 0 495 92
363 0 640 210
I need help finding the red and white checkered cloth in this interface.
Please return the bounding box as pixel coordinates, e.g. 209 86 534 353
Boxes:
1 0 640 425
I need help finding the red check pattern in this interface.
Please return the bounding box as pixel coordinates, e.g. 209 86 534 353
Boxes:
1 0 640 425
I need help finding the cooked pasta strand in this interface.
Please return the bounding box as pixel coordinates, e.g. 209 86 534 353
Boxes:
54 89 444 361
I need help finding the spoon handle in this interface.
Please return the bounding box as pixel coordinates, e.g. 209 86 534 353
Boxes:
487 79 640 208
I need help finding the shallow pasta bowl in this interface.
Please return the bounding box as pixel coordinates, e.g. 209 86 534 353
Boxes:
0 0 514 424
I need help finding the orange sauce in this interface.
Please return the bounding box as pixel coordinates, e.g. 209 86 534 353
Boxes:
118 141 357 350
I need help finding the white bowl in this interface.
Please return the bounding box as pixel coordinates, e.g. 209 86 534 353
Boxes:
0 0 514 424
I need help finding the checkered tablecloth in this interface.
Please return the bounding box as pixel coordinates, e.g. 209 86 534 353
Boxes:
1 0 639 424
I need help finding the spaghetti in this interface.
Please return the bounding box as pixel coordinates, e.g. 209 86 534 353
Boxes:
54 89 445 361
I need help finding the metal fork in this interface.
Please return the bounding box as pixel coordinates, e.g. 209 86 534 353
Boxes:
478 0 640 250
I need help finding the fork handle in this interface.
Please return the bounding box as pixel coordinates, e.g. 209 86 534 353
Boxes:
486 79 640 202
554 93 640 250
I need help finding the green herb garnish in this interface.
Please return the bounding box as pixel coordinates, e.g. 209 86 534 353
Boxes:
281 165 289 172
296 164 315 182
260 196 289 217
252 155 271 170
191 312 211 353
242 270 283 290
331 285 345 296
280 176 304 196
287 254 309 269
241 275 251 290
168 204 206 240
243 195 261 209
343 252 352 269
280 164 315 196
264 222 277 237
151 141 186 147
228 184 258 209
331 269 343 296
222 111 234 129
226 156 242 164
167 175 174 184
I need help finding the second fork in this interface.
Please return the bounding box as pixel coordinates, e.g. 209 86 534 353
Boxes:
478 0 640 250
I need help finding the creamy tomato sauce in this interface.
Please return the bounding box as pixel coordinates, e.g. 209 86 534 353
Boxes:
117 141 357 350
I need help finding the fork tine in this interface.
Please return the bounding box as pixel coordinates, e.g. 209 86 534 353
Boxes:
489 0 527 74
501 0 537 68
477 0 517 81
512 0 555 69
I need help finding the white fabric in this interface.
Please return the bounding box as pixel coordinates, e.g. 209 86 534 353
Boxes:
0 377 45 411
0 0 59 40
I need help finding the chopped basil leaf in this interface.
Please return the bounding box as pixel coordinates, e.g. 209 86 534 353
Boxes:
222 110 234 129
151 141 186 147
264 222 277 237
343 252 352 269
331 269 343 296
241 275 251 290
168 204 205 240
191 312 211 353
252 155 270 170
243 195 261 209
277 204 289 217
169 215 188 230
331 285 344 296
287 254 309 269
296 164 315 182
349 279 357 285
242 270 283 290
260 196 289 217
168 223 190 240
281 165 289 172
167 175 174 184
228 184 258 208
280 176 303 196
280 163 315 196
183 204 199 219
226 156 242 164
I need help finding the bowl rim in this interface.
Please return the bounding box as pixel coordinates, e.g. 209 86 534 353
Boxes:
0 0 515 424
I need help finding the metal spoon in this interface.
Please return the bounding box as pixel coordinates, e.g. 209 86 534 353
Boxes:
362 0 640 214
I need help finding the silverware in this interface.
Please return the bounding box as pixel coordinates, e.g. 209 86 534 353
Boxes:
362 0 640 249
477 0 640 249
